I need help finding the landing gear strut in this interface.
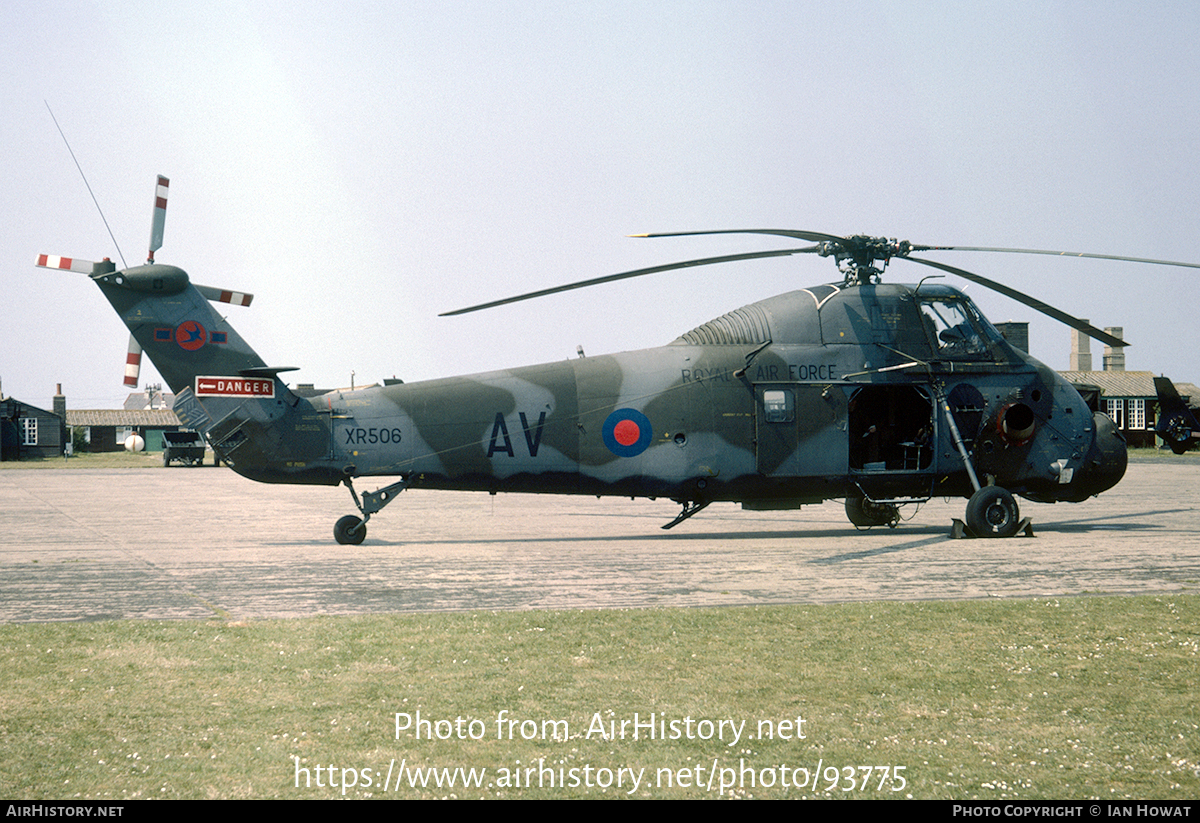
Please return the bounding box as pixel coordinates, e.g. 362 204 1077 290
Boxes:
936 382 1031 538
662 500 710 530
335 476 411 544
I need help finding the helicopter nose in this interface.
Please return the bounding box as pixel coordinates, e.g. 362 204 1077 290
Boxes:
1066 412 1127 500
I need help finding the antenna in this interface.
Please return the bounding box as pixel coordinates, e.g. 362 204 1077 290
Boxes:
44 101 128 269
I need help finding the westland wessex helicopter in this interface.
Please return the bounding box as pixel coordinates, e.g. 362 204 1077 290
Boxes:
1155 376 1200 455
38 176 1199 544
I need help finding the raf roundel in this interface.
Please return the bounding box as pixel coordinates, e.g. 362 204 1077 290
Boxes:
175 319 208 351
602 408 653 457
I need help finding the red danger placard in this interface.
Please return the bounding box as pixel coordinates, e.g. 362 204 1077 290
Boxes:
195 376 275 398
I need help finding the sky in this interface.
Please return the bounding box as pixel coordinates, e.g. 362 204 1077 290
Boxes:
3 1 1199 409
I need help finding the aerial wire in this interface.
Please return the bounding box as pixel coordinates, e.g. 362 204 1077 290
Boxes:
44 100 128 269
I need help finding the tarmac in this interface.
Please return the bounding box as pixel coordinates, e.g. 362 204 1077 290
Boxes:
1 458 1197 622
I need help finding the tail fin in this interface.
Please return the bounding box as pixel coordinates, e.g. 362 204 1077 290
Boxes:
1154 376 1200 454
86 259 268 394
39 175 336 484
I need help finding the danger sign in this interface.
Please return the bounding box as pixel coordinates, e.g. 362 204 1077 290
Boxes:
195 377 275 398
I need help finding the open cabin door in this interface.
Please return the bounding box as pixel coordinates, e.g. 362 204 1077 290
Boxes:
754 383 848 477
847 384 936 500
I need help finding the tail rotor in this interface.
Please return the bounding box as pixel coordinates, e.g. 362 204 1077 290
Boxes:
37 175 255 385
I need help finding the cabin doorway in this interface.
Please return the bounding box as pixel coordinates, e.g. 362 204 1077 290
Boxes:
848 385 934 473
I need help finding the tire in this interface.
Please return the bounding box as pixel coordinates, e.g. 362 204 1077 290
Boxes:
965 486 1020 537
845 492 898 528
334 515 366 545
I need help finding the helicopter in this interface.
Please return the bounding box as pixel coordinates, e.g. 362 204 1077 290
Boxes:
37 176 1198 544
1155 376 1200 455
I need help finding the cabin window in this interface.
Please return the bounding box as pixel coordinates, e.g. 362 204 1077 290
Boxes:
1106 399 1124 428
762 389 794 423
21 418 37 446
919 299 989 358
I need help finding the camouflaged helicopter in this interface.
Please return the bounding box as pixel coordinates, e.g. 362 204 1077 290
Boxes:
1155 376 1200 455
39 177 1197 544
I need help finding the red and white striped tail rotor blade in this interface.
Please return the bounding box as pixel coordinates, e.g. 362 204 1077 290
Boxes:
123 334 142 387
196 284 254 307
148 175 168 262
36 254 95 273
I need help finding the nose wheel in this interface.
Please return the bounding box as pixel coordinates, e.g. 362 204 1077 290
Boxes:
953 485 1032 538
964 485 1019 537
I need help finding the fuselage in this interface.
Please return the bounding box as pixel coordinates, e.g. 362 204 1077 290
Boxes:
176 281 1124 509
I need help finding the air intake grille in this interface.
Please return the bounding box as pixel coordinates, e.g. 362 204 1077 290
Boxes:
673 304 771 345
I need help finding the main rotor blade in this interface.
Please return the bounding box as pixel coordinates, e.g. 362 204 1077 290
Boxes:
439 246 818 316
911 244 1200 270
904 256 1129 348
632 228 849 245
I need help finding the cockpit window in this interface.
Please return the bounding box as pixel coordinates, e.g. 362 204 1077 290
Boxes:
919 299 991 358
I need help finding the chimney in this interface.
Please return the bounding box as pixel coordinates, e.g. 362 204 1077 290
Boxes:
53 383 66 419
994 321 1029 353
1103 327 1125 371
1070 324 1092 371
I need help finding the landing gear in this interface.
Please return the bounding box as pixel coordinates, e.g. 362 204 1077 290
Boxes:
935 382 1029 538
334 476 411 545
844 491 899 529
662 500 711 530
334 515 366 545
964 485 1020 538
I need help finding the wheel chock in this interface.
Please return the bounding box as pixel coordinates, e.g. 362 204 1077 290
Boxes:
950 517 1035 539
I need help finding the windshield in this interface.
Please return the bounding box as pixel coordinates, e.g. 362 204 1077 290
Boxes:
919 299 991 358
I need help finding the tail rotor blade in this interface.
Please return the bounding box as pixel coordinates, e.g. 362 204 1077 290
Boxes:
196 284 254 307
148 175 169 262
36 254 95 273
123 334 142 387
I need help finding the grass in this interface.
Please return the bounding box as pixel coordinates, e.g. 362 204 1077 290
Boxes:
1 596 1197 799
1126 447 1199 463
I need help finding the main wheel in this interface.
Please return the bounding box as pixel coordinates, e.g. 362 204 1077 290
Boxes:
845 492 899 528
964 486 1020 537
334 515 366 545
